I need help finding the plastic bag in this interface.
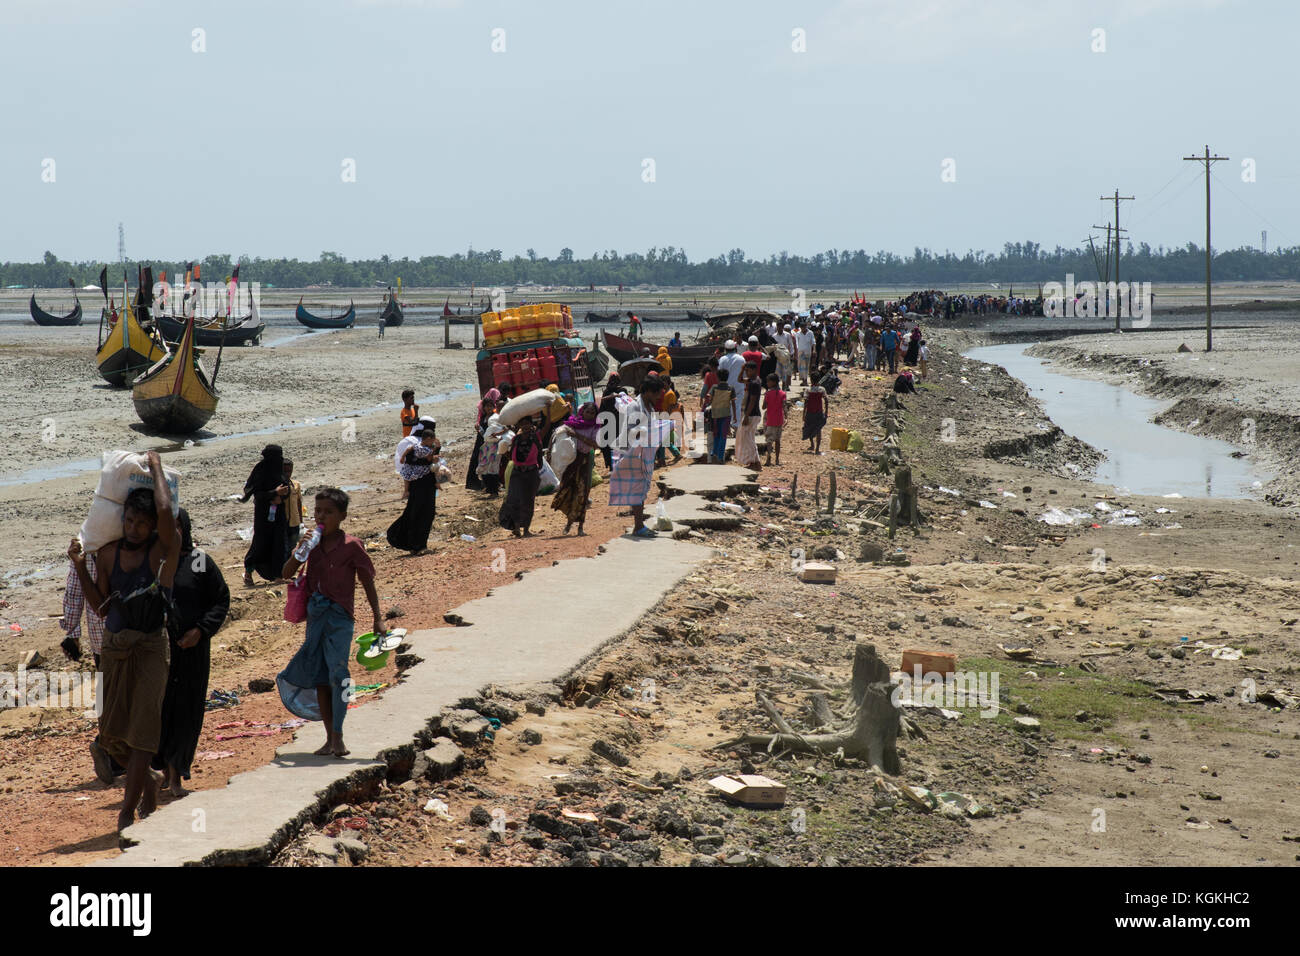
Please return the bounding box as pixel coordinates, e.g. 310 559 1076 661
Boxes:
283 573 308 623
538 458 559 495
549 426 577 478
655 500 673 532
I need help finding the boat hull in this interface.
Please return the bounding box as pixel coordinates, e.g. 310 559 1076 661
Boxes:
379 298 404 327
30 294 83 326
296 300 356 329
601 330 713 376
157 312 263 346
132 393 216 433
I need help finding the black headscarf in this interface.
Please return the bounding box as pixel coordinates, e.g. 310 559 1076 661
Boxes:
243 444 285 499
177 507 194 555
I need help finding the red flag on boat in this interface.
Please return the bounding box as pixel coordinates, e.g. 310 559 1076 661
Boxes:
443 297 452 316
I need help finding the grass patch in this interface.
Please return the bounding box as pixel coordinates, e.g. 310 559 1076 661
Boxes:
960 656 1224 744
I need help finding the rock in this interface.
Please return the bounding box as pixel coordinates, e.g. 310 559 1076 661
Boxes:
618 828 652 842
526 699 547 716
653 810 692 837
1012 716 1041 733
1014 702 1033 715
1177 342 1192 353
1074 710 1091 722
21 649 44 669
1147 649 1163 660
553 778 603 796
304 835 340 861
599 852 630 867
692 832 725 850
412 739 466 782
468 698 520 723
1173 585 1197 597
690 855 721 867
1199 792 1222 801
1073 595 1086 607
247 677 275 694
1263 750 1281 758
469 805 492 826
603 801 626 818
858 542 885 562
887 620 902 631
1171 648 1186 660
1022 742 1039 756
520 829 547 849
591 739 630 767
520 729 543 746
940 616 967 628
439 709 491 747
335 836 368 863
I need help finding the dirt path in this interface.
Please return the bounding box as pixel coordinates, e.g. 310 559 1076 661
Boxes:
267 339 1300 868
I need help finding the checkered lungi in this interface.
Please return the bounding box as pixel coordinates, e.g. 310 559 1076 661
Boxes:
608 444 655 507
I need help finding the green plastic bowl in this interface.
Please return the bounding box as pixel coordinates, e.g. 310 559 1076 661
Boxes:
354 632 390 671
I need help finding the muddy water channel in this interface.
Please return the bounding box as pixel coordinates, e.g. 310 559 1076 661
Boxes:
965 342 1267 499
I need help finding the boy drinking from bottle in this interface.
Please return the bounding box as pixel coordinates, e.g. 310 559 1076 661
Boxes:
278 488 383 758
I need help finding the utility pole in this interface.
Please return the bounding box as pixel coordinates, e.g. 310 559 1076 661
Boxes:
1092 222 1127 315
117 222 126 265
1183 146 1228 351
1099 190 1134 329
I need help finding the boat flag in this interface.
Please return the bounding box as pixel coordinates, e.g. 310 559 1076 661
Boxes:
98 268 108 303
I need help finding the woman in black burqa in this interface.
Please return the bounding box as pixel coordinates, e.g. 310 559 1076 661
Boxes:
152 509 230 797
241 444 290 586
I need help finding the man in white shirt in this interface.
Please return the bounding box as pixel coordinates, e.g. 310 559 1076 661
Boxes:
794 325 815 385
717 339 746 423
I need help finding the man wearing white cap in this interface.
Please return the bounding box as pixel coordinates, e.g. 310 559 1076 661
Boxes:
718 339 746 424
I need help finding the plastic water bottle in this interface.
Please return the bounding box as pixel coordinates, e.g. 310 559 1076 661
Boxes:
268 503 277 522
293 525 323 562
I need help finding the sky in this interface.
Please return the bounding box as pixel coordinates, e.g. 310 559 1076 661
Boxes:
0 0 1292 264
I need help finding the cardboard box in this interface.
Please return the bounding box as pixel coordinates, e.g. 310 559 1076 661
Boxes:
708 774 788 808
799 562 837 584
900 649 957 676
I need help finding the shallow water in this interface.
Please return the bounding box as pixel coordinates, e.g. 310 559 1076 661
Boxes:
965 343 1267 499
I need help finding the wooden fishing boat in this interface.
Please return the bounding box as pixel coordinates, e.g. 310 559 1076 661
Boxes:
379 292 404 327
686 310 711 323
601 330 714 375
586 336 610 383
95 303 167 387
157 310 264 347
585 311 621 323
703 309 781 331
131 313 218 433
296 298 356 329
30 293 83 326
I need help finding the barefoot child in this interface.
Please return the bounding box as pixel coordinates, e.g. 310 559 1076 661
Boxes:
802 378 829 454
399 389 419 499
762 373 788 466
278 488 383 758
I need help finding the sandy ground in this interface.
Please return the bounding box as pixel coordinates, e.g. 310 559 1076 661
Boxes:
3 293 1299 867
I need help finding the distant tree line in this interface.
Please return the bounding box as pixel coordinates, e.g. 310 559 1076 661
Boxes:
4 242 1296 290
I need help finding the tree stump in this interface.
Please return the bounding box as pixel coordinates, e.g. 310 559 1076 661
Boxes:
887 465 924 539
716 644 901 775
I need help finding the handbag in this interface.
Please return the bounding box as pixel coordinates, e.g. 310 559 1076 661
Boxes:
284 571 308 623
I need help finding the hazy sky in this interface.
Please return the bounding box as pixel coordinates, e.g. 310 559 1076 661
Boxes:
1 0 1290 263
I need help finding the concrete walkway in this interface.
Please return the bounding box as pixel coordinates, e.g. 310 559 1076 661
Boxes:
100 535 712 866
